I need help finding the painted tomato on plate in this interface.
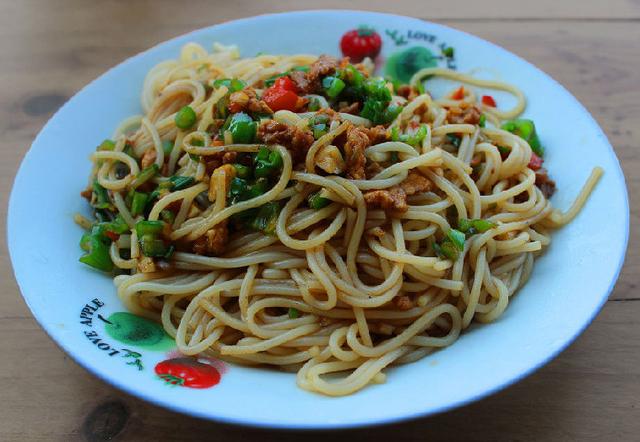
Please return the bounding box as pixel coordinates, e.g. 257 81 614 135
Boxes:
155 357 221 388
340 27 382 62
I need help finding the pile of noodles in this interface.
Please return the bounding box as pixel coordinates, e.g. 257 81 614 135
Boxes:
80 43 602 396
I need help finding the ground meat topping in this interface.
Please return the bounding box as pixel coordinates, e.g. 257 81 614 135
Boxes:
290 54 339 94
447 103 482 125
365 161 383 179
257 120 315 163
338 101 361 115
394 295 414 311
535 168 556 198
363 186 408 213
343 125 370 180
363 125 388 145
228 87 272 115
205 151 238 174
192 219 229 256
400 171 432 196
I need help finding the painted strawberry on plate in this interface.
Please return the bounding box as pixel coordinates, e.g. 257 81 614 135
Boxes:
340 26 382 62
155 357 221 389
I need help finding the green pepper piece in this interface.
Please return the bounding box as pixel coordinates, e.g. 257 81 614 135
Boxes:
92 180 114 210
98 139 116 151
458 218 496 235
139 234 169 258
228 112 257 144
312 123 327 139
251 202 281 234
212 78 247 92
307 97 322 111
79 225 114 272
130 192 149 217
130 164 159 189
308 191 331 209
406 125 428 146
175 105 197 130
288 308 300 319
169 175 195 191
433 241 459 261
160 209 175 225
501 119 543 156
322 76 346 98
446 229 466 251
232 163 251 179
364 78 392 102
254 147 283 178
345 65 365 88
478 114 487 128
135 220 165 237
382 104 402 124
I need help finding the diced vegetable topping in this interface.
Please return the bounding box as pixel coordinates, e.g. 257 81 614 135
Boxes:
254 147 283 178
251 202 280 234
131 164 159 189
308 191 331 209
288 307 300 319
481 95 496 107
212 78 247 92
98 139 116 151
501 119 544 156
458 218 496 235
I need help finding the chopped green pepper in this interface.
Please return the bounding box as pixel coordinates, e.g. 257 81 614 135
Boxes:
322 76 346 98
160 209 175 225
458 218 496 235
92 180 114 210
308 191 331 209
446 229 466 251
212 78 247 92
288 308 300 319
232 163 251 179
433 241 459 261
130 191 149 217
135 220 165 237
98 139 116 151
312 123 328 139
501 119 543 156
478 114 486 128
131 164 159 189
254 147 283 178
251 202 280 234
139 234 173 258
169 175 195 191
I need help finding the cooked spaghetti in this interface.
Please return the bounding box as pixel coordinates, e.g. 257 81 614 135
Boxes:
77 42 602 396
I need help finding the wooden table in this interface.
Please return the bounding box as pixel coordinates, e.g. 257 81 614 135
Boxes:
1 1 638 440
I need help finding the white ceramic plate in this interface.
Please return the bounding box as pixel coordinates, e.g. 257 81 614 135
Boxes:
8 10 628 429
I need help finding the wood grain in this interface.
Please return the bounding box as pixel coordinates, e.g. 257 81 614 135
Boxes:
1 1 638 441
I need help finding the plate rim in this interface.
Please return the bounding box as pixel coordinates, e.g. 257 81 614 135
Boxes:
6 9 630 429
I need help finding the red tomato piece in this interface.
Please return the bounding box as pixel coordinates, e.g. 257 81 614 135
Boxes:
451 86 465 100
340 27 382 62
528 152 544 170
155 357 221 389
273 76 297 92
262 87 299 112
481 95 497 107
